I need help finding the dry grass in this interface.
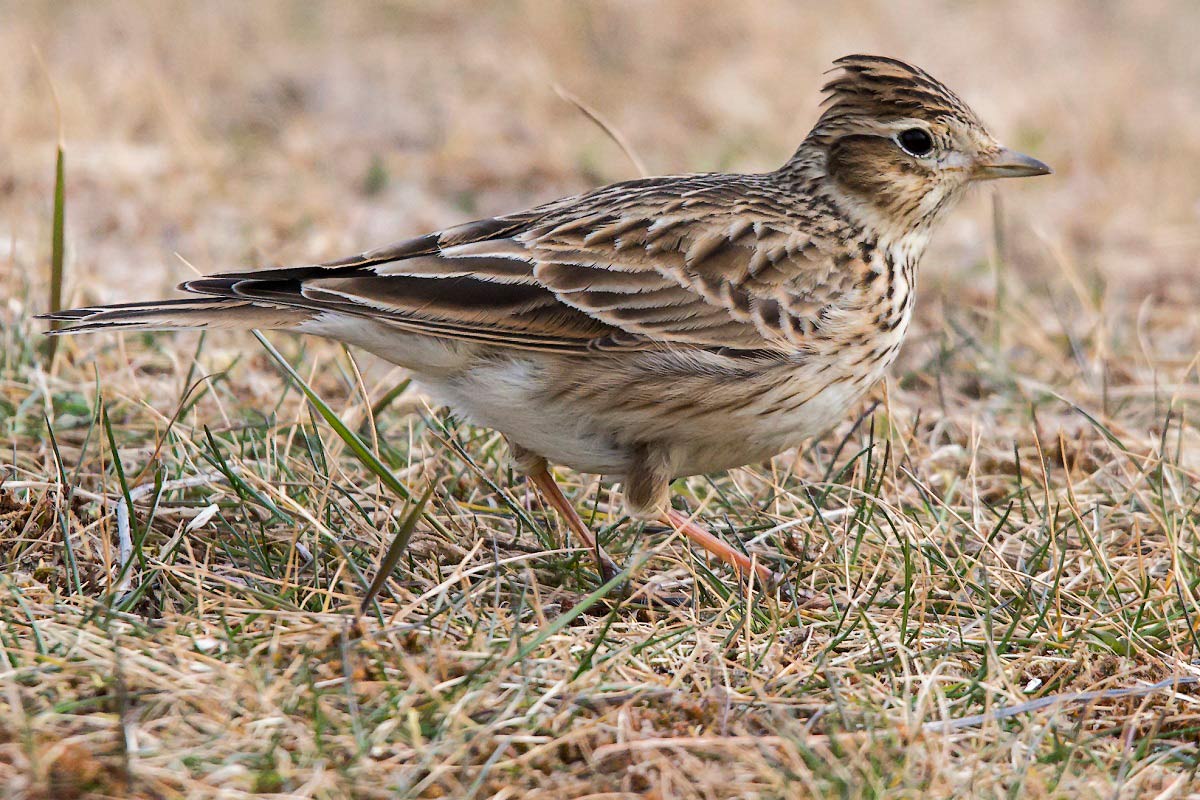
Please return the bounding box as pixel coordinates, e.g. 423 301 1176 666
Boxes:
4 2 1200 797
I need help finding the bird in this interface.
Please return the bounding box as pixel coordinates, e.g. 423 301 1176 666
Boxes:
43 55 1050 588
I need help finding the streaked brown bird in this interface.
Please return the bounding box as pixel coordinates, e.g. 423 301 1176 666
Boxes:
45 55 1050 586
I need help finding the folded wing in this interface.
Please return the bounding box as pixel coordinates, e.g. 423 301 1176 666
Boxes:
52 174 860 353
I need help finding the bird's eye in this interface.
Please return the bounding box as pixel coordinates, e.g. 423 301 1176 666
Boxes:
897 128 934 157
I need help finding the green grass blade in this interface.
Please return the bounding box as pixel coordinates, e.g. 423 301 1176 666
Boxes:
43 414 80 595
254 331 453 600
359 482 435 616
45 144 65 359
503 556 644 669
369 377 411 421
254 331 415 502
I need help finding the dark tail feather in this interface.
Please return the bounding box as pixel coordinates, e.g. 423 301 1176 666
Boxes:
39 298 312 335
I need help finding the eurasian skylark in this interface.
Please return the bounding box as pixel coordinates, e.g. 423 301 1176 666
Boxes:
46 55 1050 586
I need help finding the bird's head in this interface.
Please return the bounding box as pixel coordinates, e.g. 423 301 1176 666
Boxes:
797 55 1050 236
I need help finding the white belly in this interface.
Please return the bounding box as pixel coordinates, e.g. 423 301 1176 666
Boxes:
421 361 633 475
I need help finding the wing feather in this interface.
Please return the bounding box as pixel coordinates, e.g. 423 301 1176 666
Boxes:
168 173 861 353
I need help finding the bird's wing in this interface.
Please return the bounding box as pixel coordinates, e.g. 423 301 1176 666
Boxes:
182 174 864 353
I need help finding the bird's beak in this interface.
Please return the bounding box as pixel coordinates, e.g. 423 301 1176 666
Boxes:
972 147 1052 180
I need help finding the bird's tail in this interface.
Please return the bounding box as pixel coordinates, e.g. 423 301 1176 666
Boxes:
40 298 312 335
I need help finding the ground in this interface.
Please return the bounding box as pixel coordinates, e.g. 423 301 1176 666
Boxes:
3 2 1200 798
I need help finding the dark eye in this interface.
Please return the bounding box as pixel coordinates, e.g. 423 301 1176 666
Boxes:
897 128 934 157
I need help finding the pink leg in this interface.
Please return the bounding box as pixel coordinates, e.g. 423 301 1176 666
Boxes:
662 509 776 586
529 468 622 582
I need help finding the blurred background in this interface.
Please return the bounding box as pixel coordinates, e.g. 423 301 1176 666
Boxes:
2 0 1198 311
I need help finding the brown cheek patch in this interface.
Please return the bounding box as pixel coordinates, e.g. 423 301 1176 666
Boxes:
827 135 930 215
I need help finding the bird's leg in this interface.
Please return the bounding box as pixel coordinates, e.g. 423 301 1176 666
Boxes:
507 440 623 584
660 509 777 587
626 444 776 587
527 467 622 584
